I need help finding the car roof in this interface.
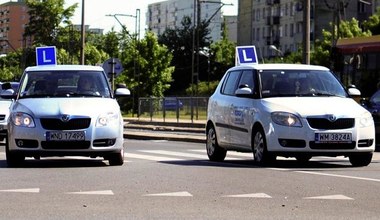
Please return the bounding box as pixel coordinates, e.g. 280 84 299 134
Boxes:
24 65 104 72
228 63 330 71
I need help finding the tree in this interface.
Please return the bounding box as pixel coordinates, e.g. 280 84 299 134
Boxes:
363 7 380 35
158 16 211 95
118 32 174 99
24 0 78 46
210 18 236 80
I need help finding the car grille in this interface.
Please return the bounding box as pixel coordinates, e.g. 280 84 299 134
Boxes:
0 114 5 120
40 118 91 130
307 118 355 130
41 141 90 149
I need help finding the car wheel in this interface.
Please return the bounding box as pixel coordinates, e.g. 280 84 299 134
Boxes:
295 155 312 164
349 153 373 167
252 128 276 165
108 148 124 166
206 124 226 161
5 137 25 167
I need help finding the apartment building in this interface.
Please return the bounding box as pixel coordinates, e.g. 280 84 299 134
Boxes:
146 0 227 42
0 0 29 54
238 0 373 59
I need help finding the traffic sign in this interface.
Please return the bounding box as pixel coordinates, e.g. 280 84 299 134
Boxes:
36 46 57 66
102 58 123 78
235 46 258 66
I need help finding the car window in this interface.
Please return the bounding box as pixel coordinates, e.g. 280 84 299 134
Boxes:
19 70 112 98
221 71 240 96
238 70 255 90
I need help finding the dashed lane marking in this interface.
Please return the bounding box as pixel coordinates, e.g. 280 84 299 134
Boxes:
304 194 354 200
143 191 193 197
222 193 272 198
66 190 114 195
0 188 40 193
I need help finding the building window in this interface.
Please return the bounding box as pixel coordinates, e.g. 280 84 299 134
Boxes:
256 28 260 41
263 8 265 19
290 23 294 37
290 2 294 16
285 24 288 37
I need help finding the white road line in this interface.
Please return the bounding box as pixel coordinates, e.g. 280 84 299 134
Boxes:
295 170 380 183
139 150 211 160
0 188 40 193
304 194 354 200
126 153 186 162
66 190 114 195
222 193 272 198
143 191 193 197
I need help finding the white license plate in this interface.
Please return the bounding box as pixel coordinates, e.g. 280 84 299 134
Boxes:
315 133 352 143
46 131 85 141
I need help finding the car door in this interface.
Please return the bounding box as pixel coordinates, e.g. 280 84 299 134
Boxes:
214 70 241 146
229 70 256 149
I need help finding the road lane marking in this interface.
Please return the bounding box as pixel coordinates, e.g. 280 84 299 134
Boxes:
66 190 114 195
0 188 40 193
222 193 272 198
126 153 186 162
143 191 193 197
304 194 354 200
294 170 380 183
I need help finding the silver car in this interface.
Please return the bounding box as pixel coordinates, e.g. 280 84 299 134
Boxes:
4 65 130 167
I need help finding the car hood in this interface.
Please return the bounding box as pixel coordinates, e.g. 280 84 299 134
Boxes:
12 98 120 118
263 97 369 118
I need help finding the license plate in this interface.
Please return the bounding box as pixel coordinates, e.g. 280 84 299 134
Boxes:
315 133 352 143
46 131 85 141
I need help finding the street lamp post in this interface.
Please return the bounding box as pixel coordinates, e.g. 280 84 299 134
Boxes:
106 10 141 116
269 45 283 61
80 0 85 65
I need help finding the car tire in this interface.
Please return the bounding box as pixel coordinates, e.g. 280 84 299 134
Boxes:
252 128 276 165
108 148 124 166
206 124 226 161
349 153 373 167
5 137 25 167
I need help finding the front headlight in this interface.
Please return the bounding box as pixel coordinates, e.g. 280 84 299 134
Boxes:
96 112 119 127
12 112 35 128
271 112 302 127
359 111 374 128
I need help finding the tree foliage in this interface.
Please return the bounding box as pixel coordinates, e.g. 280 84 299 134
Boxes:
158 16 211 95
118 32 174 98
25 0 77 46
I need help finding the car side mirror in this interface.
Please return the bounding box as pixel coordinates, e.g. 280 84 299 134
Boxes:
235 87 253 98
347 87 361 96
0 89 16 99
114 88 130 97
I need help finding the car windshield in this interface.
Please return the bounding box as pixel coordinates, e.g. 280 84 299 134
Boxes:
260 70 347 98
18 70 112 98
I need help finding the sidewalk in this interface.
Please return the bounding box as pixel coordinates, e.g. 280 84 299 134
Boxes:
123 117 206 143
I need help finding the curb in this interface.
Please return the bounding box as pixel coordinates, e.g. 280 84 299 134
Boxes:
123 132 206 144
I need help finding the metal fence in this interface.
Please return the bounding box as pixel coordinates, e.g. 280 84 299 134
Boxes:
138 97 209 122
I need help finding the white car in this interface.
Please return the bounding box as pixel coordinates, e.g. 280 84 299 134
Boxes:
206 64 375 166
4 65 130 167
0 82 19 144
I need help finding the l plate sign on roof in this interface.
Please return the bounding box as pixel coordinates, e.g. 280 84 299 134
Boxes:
36 46 57 66
235 46 258 66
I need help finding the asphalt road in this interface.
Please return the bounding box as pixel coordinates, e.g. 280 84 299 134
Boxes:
0 139 379 219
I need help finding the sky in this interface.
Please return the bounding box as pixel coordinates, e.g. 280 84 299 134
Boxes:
0 0 237 36
65 0 238 36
